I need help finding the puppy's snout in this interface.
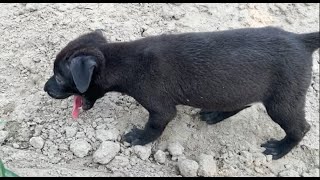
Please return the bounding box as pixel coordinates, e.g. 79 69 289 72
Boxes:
44 77 55 93
44 83 48 92
44 80 50 92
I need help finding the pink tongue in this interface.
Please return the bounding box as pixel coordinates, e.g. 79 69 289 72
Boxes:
72 96 82 119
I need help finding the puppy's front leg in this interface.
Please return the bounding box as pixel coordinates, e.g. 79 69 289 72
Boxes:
123 107 176 146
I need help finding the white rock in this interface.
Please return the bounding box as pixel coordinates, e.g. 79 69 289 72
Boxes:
0 130 9 144
70 139 92 158
154 150 166 164
29 136 44 149
168 142 184 156
92 122 97 129
133 145 152 161
93 141 120 164
12 143 19 149
65 126 77 138
96 128 119 142
178 159 199 177
198 154 217 177
278 169 300 177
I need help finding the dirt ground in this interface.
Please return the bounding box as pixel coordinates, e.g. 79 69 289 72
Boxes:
0 3 319 177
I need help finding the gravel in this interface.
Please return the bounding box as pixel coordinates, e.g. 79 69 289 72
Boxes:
167 142 184 157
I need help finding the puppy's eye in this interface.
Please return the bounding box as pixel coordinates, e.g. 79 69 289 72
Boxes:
55 76 65 85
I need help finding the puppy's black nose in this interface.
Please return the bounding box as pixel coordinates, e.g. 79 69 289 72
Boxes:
44 83 48 92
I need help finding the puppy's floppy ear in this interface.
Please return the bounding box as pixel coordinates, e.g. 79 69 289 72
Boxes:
70 56 97 93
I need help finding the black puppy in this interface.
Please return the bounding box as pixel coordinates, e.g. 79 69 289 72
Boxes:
44 27 319 160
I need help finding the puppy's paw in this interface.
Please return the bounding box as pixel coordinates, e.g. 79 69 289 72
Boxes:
261 138 294 160
122 127 147 146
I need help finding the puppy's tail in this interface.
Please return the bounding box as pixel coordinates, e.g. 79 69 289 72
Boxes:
297 32 320 52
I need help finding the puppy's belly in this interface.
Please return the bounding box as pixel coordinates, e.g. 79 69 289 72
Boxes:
175 81 268 111
180 96 260 112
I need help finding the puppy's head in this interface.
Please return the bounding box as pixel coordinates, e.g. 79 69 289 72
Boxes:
44 30 107 111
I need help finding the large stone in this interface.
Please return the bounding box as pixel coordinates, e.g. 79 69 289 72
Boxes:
154 150 166 164
167 142 184 156
178 159 199 177
65 126 77 138
93 141 120 164
198 154 217 177
70 139 92 158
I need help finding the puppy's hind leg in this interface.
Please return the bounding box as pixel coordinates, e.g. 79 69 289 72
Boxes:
199 106 251 125
261 97 310 160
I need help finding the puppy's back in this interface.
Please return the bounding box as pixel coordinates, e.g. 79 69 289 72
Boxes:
128 27 317 110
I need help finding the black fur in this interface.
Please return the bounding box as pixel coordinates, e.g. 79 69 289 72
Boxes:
44 27 319 160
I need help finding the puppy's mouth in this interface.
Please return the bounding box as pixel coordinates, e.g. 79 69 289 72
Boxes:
72 95 83 119
72 95 94 119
